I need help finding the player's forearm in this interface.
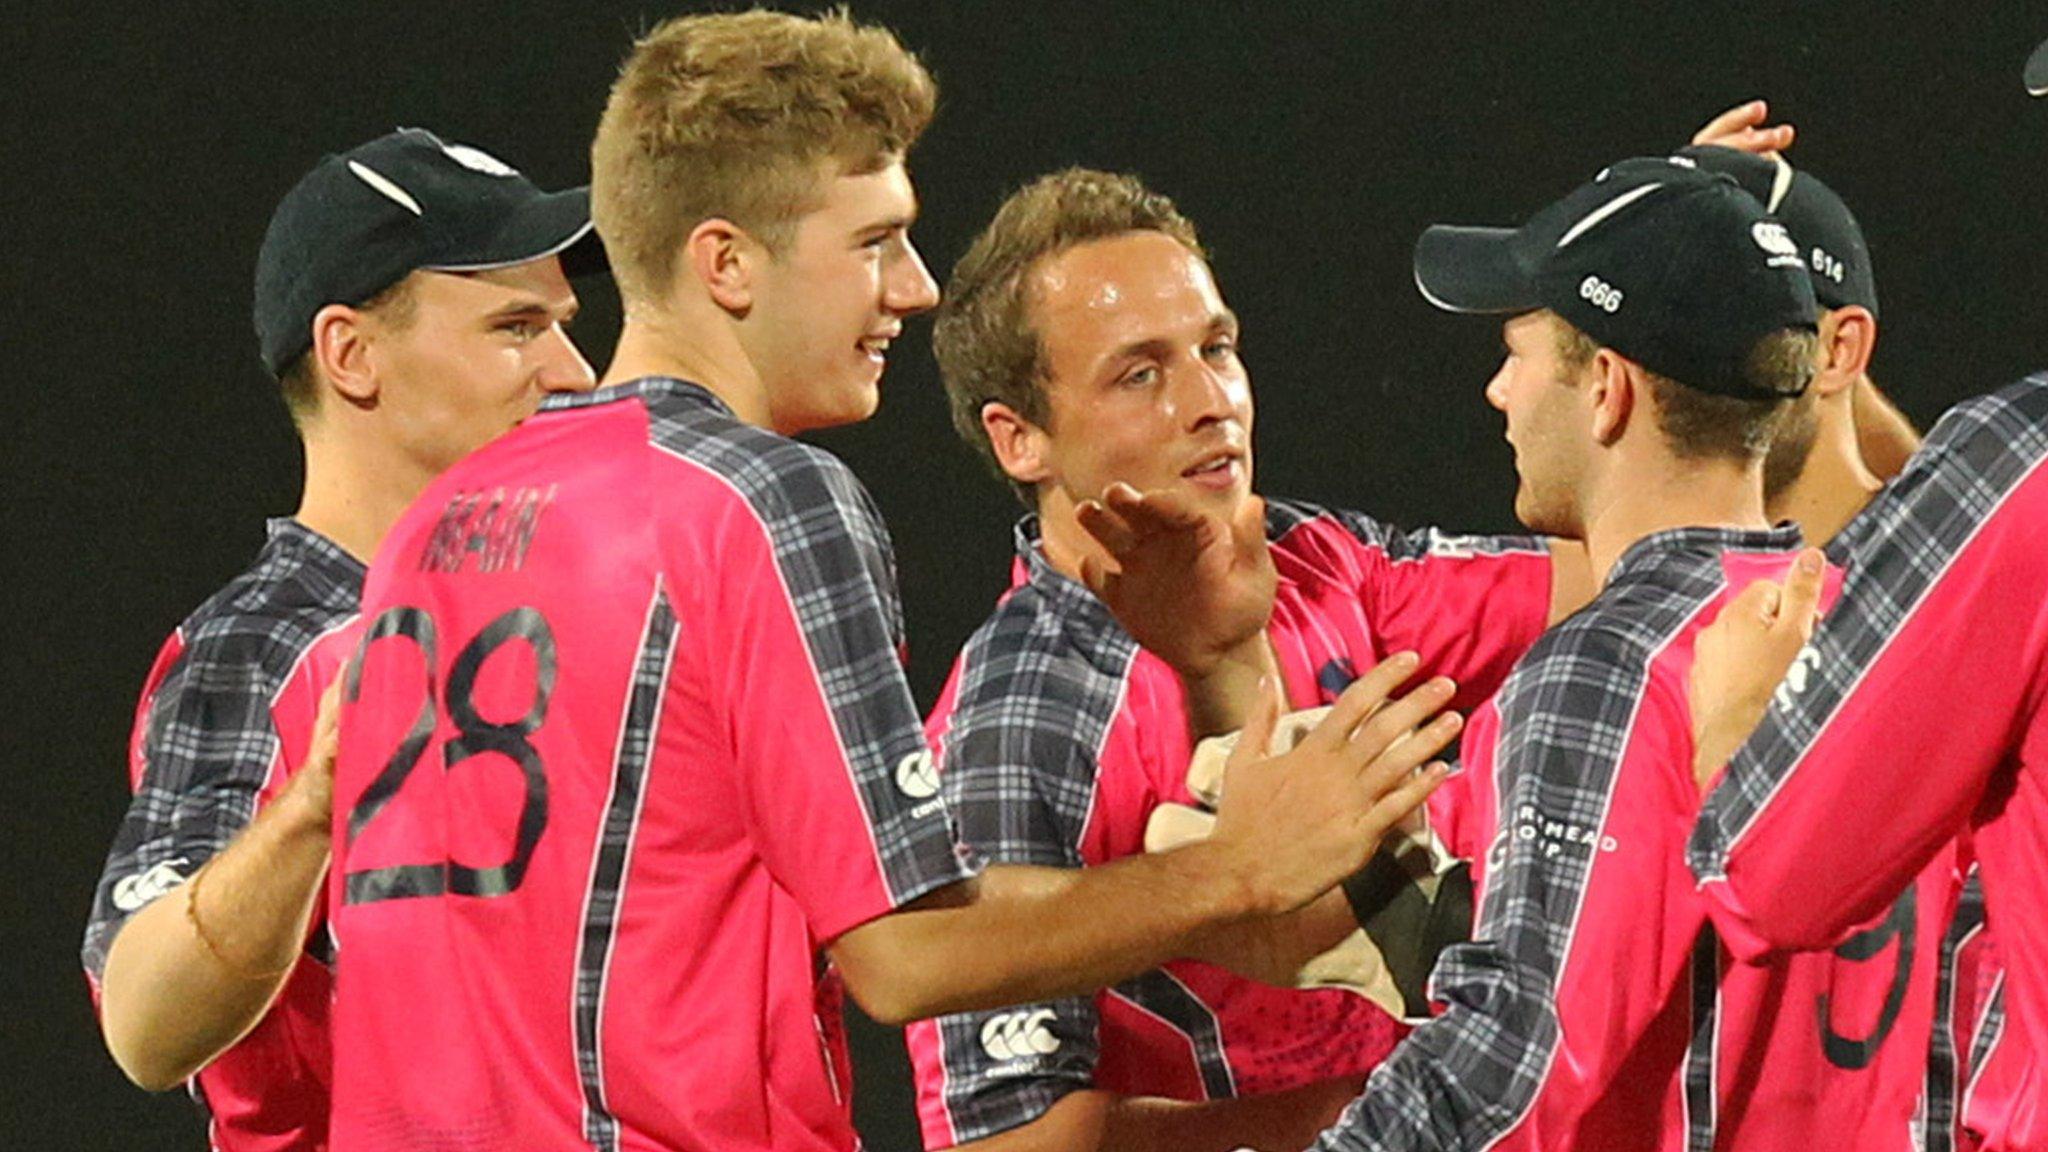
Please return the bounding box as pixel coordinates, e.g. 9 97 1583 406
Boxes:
99 773 329 1090
1853 378 1920 480
959 1079 1362 1152
834 848 1263 1024
1100 1077 1364 1152
1182 887 1356 984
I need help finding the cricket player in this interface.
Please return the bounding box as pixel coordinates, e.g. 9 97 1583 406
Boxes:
903 167 1580 1151
81 127 598 1149
323 13 1453 1152
1679 128 2015 1152
1294 154 1950 1150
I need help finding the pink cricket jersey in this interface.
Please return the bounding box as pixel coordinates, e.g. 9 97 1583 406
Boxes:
906 503 1553 1147
1320 528 1951 1151
1691 375 2048 1150
328 379 974 1151
84 519 362 1151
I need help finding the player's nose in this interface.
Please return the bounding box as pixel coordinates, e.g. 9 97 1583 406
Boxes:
885 239 940 317
1484 362 1512 413
538 327 598 394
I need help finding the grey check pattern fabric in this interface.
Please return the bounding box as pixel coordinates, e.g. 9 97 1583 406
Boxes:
1691 374 2048 878
82 520 364 978
623 377 975 909
1922 869 1987 1152
1317 526 1800 1151
924 517 1139 1140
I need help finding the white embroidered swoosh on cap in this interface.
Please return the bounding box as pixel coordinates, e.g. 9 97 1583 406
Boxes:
1556 181 1663 249
348 160 424 216
1766 154 1795 213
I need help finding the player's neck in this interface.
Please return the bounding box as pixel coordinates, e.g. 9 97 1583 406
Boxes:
1580 457 1771 588
1765 404 1881 550
1031 490 1107 588
604 299 772 429
294 427 434 564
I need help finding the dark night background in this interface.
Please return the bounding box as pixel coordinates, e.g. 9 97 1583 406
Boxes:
10 3 2048 1146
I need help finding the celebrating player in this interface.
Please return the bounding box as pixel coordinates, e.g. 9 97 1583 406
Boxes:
1680 129 2014 1152
1687 233 2048 1152
905 167 1580 1151
322 13 1456 1152
1299 155 1946 1150
81 127 597 1148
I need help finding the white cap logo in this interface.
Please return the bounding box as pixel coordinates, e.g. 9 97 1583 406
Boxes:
441 142 518 178
982 1009 1060 1060
895 749 941 799
1751 221 1801 260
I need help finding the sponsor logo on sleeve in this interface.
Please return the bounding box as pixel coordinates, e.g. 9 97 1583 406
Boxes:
112 858 191 912
982 1009 1061 1062
1487 804 1619 872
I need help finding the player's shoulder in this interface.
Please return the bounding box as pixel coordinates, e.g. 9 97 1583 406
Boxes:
941 581 1138 759
1265 496 1544 564
1927 371 2048 454
168 526 362 691
628 379 877 533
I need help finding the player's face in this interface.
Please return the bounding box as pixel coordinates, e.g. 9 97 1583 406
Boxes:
1487 310 1591 537
368 257 594 474
744 158 940 434
1028 231 1253 515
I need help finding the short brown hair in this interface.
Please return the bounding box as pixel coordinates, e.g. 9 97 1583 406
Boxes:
1554 319 1816 461
275 276 418 427
591 8 936 303
934 168 1206 496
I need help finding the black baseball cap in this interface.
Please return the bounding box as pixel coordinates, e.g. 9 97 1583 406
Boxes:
1680 145 1878 319
1414 155 1818 400
253 127 605 376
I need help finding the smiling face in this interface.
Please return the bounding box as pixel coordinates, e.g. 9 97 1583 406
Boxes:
739 158 940 434
1007 230 1252 517
1486 310 1595 538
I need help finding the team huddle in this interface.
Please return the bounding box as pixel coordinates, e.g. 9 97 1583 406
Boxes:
81 9 2047 1152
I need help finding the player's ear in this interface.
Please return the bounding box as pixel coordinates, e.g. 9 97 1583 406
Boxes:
685 217 761 315
309 303 380 407
1812 306 1876 397
1588 348 1636 446
982 401 1051 486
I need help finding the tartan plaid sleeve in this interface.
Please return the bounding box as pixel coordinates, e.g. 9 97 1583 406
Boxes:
907 602 1130 1144
1314 617 1693 1150
82 623 288 980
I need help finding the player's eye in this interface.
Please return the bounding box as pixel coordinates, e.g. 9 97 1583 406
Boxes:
1202 337 1237 360
1119 365 1159 389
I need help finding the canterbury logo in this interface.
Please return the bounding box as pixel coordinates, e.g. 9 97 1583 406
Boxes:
895 750 940 799
981 1009 1060 1061
112 858 190 912
1752 221 1804 267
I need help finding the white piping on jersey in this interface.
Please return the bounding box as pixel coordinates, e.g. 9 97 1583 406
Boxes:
1477 590 1715 1152
572 578 674 1143
1709 451 2048 873
1962 970 2008 1113
648 441 898 901
1102 967 1239 1100
262 611 363 801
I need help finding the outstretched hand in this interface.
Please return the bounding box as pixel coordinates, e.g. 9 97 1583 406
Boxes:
1691 99 1795 156
1689 548 1826 792
1076 483 1276 678
1208 656 1461 915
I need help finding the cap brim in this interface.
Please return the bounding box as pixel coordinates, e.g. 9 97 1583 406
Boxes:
424 186 606 275
1413 225 1540 314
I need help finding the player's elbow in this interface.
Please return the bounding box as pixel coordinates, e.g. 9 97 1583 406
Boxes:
837 959 943 1026
100 1008 198 1093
